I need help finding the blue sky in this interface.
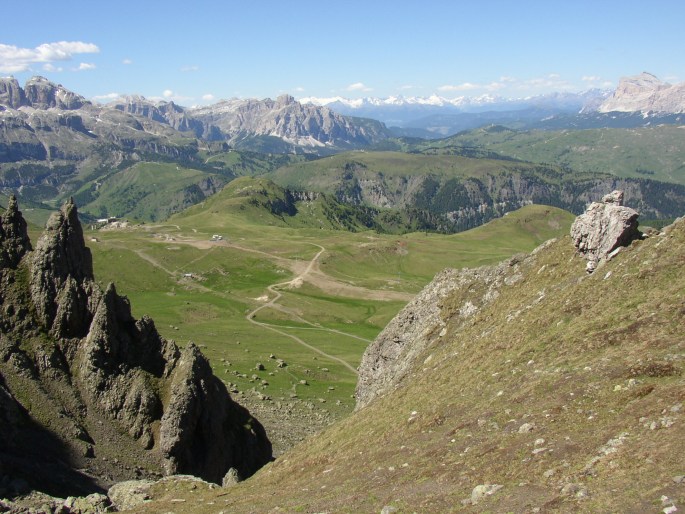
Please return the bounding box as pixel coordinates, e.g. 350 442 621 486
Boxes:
1 0 683 105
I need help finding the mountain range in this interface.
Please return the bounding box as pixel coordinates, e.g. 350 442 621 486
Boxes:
301 89 611 128
2 73 685 226
302 72 685 135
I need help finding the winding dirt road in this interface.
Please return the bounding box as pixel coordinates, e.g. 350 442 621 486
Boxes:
245 244 360 375
129 236 403 374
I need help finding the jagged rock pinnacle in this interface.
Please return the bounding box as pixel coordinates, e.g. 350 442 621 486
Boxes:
29 198 94 331
0 199 272 495
0 194 32 268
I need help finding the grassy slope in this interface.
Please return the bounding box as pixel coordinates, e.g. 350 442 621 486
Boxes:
76 162 226 221
134 216 685 513
267 150 569 193
425 125 685 185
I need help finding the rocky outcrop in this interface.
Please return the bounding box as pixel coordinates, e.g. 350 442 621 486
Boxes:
110 96 208 138
29 197 94 333
570 190 641 272
0 199 271 497
0 195 32 268
599 72 685 114
0 77 26 109
355 242 553 408
23 76 87 110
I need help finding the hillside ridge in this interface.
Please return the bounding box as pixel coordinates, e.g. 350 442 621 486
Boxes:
134 195 685 512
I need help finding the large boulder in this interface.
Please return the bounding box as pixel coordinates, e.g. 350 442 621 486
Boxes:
570 190 641 273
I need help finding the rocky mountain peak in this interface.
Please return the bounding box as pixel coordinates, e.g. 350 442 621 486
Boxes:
599 72 685 113
570 190 641 273
275 94 296 107
29 198 95 336
34 197 93 282
0 77 27 109
0 199 272 496
23 76 87 110
0 195 32 268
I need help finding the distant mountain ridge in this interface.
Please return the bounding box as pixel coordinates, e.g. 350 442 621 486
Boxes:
598 72 685 113
0 76 390 156
301 89 611 128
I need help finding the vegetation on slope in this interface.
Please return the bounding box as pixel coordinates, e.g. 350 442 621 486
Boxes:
133 215 685 513
412 124 685 185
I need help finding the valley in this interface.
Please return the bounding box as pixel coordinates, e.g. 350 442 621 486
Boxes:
85 196 573 454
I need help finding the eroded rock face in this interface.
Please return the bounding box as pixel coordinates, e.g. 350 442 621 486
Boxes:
23 76 87 110
0 77 26 109
0 199 271 496
30 197 94 334
570 190 641 272
355 242 554 409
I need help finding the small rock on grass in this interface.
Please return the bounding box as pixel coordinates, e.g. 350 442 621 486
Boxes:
471 483 503 504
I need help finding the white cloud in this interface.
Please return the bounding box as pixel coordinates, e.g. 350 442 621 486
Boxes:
582 75 601 82
438 82 480 92
346 82 372 92
0 41 99 73
485 81 506 91
180 65 200 72
202 93 215 101
149 89 193 104
294 86 305 92
42 63 63 72
76 62 96 71
520 74 573 91
92 92 121 102
122 58 133 65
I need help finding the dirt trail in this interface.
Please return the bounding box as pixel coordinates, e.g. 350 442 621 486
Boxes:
245 245 360 375
132 242 364 374
160 237 413 302
126 224 420 373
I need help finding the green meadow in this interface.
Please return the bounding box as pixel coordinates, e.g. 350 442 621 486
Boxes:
86 181 574 421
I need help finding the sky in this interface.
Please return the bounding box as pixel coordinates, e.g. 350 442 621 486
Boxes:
1 0 684 106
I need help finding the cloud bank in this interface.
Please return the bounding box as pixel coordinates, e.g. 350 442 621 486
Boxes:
0 41 99 73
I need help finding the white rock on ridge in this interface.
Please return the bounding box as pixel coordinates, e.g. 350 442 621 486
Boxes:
570 190 641 273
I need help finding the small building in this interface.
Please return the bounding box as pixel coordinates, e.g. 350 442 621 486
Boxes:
96 217 119 224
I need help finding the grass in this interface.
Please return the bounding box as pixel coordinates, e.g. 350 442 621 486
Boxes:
87 190 573 432
130 212 685 513
77 161 228 221
421 124 685 185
